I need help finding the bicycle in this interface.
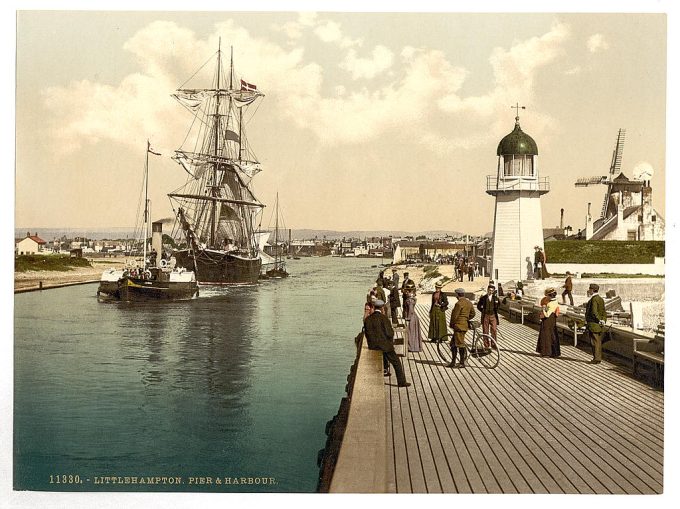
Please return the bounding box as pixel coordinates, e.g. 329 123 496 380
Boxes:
434 320 501 369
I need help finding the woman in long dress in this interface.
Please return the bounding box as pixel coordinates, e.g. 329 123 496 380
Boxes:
406 292 423 352
536 288 561 357
427 281 449 342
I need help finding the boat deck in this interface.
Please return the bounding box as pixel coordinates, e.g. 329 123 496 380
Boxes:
384 302 664 493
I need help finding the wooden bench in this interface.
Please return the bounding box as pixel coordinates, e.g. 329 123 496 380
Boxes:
633 323 664 387
506 300 533 324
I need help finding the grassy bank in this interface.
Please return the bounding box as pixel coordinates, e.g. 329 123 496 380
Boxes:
15 255 92 272
545 240 664 264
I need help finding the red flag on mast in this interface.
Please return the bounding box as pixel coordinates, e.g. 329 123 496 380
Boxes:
240 79 257 92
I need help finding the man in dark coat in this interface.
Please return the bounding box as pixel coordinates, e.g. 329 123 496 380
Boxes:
363 300 410 387
476 284 500 349
391 268 400 289
448 288 476 368
585 283 607 364
561 271 574 306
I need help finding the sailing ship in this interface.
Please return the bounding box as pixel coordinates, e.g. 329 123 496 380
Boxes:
98 142 199 301
264 193 288 278
169 43 265 284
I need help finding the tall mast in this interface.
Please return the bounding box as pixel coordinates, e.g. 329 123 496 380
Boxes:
210 39 222 247
275 192 279 266
143 140 150 268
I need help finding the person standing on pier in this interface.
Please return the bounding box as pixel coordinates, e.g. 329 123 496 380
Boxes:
391 268 400 289
585 283 607 364
401 272 415 319
536 288 561 357
375 281 387 316
389 282 401 325
363 300 411 387
406 291 423 352
476 284 499 349
427 281 449 342
562 271 574 306
448 288 476 368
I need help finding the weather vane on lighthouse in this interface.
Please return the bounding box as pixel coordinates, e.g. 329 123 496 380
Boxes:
511 103 526 123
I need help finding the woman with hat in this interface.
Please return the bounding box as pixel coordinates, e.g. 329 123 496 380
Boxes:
536 287 561 358
427 281 449 343
406 288 423 352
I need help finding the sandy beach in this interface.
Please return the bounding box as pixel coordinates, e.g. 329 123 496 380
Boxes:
14 257 129 291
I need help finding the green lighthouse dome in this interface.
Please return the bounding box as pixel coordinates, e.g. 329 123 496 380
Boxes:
496 117 538 156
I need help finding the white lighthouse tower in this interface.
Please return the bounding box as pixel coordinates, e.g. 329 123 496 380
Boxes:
487 108 549 283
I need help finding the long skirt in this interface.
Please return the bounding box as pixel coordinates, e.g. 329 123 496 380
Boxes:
428 307 448 341
408 312 424 352
536 314 561 357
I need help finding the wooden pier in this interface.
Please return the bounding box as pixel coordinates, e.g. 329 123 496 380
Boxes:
331 300 664 493
383 302 664 493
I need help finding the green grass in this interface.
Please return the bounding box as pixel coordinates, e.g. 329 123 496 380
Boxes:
545 240 664 264
423 265 442 279
15 255 92 272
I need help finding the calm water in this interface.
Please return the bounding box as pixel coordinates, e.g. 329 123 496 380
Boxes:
14 257 381 493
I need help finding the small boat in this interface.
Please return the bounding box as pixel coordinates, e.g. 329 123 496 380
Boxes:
264 193 289 278
98 142 199 301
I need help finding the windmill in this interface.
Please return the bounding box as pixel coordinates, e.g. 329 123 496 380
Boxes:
574 128 627 220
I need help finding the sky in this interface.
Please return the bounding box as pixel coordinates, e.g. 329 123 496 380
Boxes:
13 8 668 236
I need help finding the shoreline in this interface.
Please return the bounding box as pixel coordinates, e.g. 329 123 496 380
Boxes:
14 257 128 293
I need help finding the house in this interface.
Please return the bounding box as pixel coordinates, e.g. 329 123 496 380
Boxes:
16 232 47 255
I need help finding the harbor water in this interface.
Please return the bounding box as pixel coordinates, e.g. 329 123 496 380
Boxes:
14 257 380 492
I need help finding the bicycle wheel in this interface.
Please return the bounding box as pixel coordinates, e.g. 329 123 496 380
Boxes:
436 333 455 364
468 332 500 369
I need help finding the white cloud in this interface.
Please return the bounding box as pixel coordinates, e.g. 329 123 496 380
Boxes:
587 33 609 53
313 20 362 48
42 19 572 159
340 45 394 80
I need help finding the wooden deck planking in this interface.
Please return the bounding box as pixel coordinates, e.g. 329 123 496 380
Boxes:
498 323 664 469
494 326 663 493
381 301 664 494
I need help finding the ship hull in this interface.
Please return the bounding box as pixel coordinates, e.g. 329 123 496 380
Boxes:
98 277 199 301
174 249 261 284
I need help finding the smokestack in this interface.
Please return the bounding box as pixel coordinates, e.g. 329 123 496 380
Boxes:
560 208 564 230
151 221 163 267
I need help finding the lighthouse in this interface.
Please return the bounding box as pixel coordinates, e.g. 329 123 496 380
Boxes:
487 109 549 283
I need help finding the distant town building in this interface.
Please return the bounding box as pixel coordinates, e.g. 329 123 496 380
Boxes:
15 232 47 255
487 111 549 282
392 241 468 263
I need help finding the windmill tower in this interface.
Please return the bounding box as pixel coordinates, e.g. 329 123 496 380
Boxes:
575 128 626 236
487 106 549 283
575 128 662 240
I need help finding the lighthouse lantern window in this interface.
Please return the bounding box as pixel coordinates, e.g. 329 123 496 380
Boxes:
503 155 534 177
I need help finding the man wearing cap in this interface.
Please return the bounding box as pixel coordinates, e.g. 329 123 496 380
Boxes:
448 288 476 368
585 283 607 364
363 299 411 387
562 271 574 306
391 268 400 289
401 272 415 319
476 284 499 349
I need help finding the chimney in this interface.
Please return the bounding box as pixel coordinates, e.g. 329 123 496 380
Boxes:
26 231 30 237
560 208 564 230
151 221 163 267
